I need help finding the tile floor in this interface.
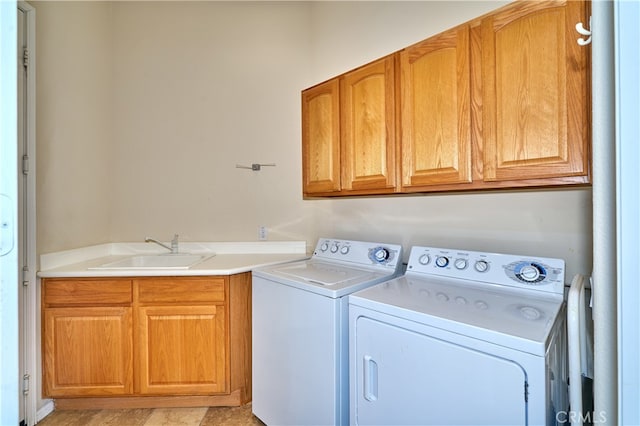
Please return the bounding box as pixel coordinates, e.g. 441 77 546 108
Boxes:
36 404 265 426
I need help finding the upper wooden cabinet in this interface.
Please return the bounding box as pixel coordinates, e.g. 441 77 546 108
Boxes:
400 25 472 191
480 0 591 183
302 0 591 197
302 79 341 195
340 56 397 193
302 55 397 196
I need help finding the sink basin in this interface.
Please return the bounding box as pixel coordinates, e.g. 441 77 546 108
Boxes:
90 254 214 270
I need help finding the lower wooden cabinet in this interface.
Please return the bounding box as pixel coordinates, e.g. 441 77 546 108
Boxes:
43 306 133 397
42 274 251 408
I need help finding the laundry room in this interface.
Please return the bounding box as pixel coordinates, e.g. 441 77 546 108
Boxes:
6 0 638 424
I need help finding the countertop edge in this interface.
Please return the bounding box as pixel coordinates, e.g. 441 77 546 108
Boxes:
38 242 309 278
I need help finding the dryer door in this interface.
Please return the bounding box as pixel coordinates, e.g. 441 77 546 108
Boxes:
353 316 527 425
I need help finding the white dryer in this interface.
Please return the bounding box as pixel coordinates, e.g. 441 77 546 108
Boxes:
349 246 568 426
252 238 403 426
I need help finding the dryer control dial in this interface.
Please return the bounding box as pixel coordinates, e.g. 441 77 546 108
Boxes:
369 247 391 264
340 245 350 255
418 254 431 265
515 262 547 283
320 242 329 252
435 256 449 268
330 243 339 253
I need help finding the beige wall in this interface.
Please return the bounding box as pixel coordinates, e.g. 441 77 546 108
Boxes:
34 1 593 279
35 1 113 252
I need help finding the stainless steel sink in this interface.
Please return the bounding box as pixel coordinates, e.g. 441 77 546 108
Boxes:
89 253 214 270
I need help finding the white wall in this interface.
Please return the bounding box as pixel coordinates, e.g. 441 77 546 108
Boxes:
34 1 593 280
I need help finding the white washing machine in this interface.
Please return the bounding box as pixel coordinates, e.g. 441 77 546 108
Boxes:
252 238 403 426
349 245 568 426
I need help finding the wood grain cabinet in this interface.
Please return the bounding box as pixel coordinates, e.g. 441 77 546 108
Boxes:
302 55 397 196
302 0 591 196
42 279 133 397
400 25 472 191
136 277 228 396
42 273 252 409
479 0 591 185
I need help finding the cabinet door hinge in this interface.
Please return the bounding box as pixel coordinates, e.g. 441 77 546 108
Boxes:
22 154 29 175
23 374 30 396
22 48 29 69
22 266 29 286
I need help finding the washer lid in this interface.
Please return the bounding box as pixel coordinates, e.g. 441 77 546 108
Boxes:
278 261 372 286
349 275 564 356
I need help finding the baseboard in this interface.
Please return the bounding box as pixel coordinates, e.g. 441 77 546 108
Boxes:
35 400 54 424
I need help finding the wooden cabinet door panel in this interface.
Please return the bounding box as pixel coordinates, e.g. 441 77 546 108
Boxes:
302 79 341 195
43 307 133 397
481 0 590 181
138 305 228 395
401 26 472 189
341 55 397 192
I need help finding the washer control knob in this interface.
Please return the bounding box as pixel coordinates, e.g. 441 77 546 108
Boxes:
330 244 339 253
340 246 350 255
320 242 329 252
454 258 468 270
369 247 391 264
435 256 449 268
418 254 431 265
474 260 489 273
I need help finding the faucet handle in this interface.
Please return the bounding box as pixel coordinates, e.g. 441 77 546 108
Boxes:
171 234 179 253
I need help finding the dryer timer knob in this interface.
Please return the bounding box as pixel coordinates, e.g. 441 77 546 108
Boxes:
370 247 391 264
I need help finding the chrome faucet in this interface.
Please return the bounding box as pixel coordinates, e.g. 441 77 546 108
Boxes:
145 234 179 254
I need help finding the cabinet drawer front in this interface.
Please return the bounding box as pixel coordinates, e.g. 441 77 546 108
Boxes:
137 277 226 304
43 279 132 306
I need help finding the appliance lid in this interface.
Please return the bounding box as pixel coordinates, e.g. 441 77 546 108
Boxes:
349 275 564 356
277 261 373 286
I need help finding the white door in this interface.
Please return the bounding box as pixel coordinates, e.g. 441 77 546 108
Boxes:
353 316 527 425
0 1 19 424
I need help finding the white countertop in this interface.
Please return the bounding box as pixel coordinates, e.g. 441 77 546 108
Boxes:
38 241 309 278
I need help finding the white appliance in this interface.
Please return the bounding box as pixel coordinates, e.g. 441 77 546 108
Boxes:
252 238 403 426
349 246 569 426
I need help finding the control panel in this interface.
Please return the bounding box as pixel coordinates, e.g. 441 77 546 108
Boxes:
406 246 565 295
313 238 402 270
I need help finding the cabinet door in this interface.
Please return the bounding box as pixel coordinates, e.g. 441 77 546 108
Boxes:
138 305 228 395
43 307 133 397
302 79 341 195
400 26 472 190
481 0 590 182
341 55 397 193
